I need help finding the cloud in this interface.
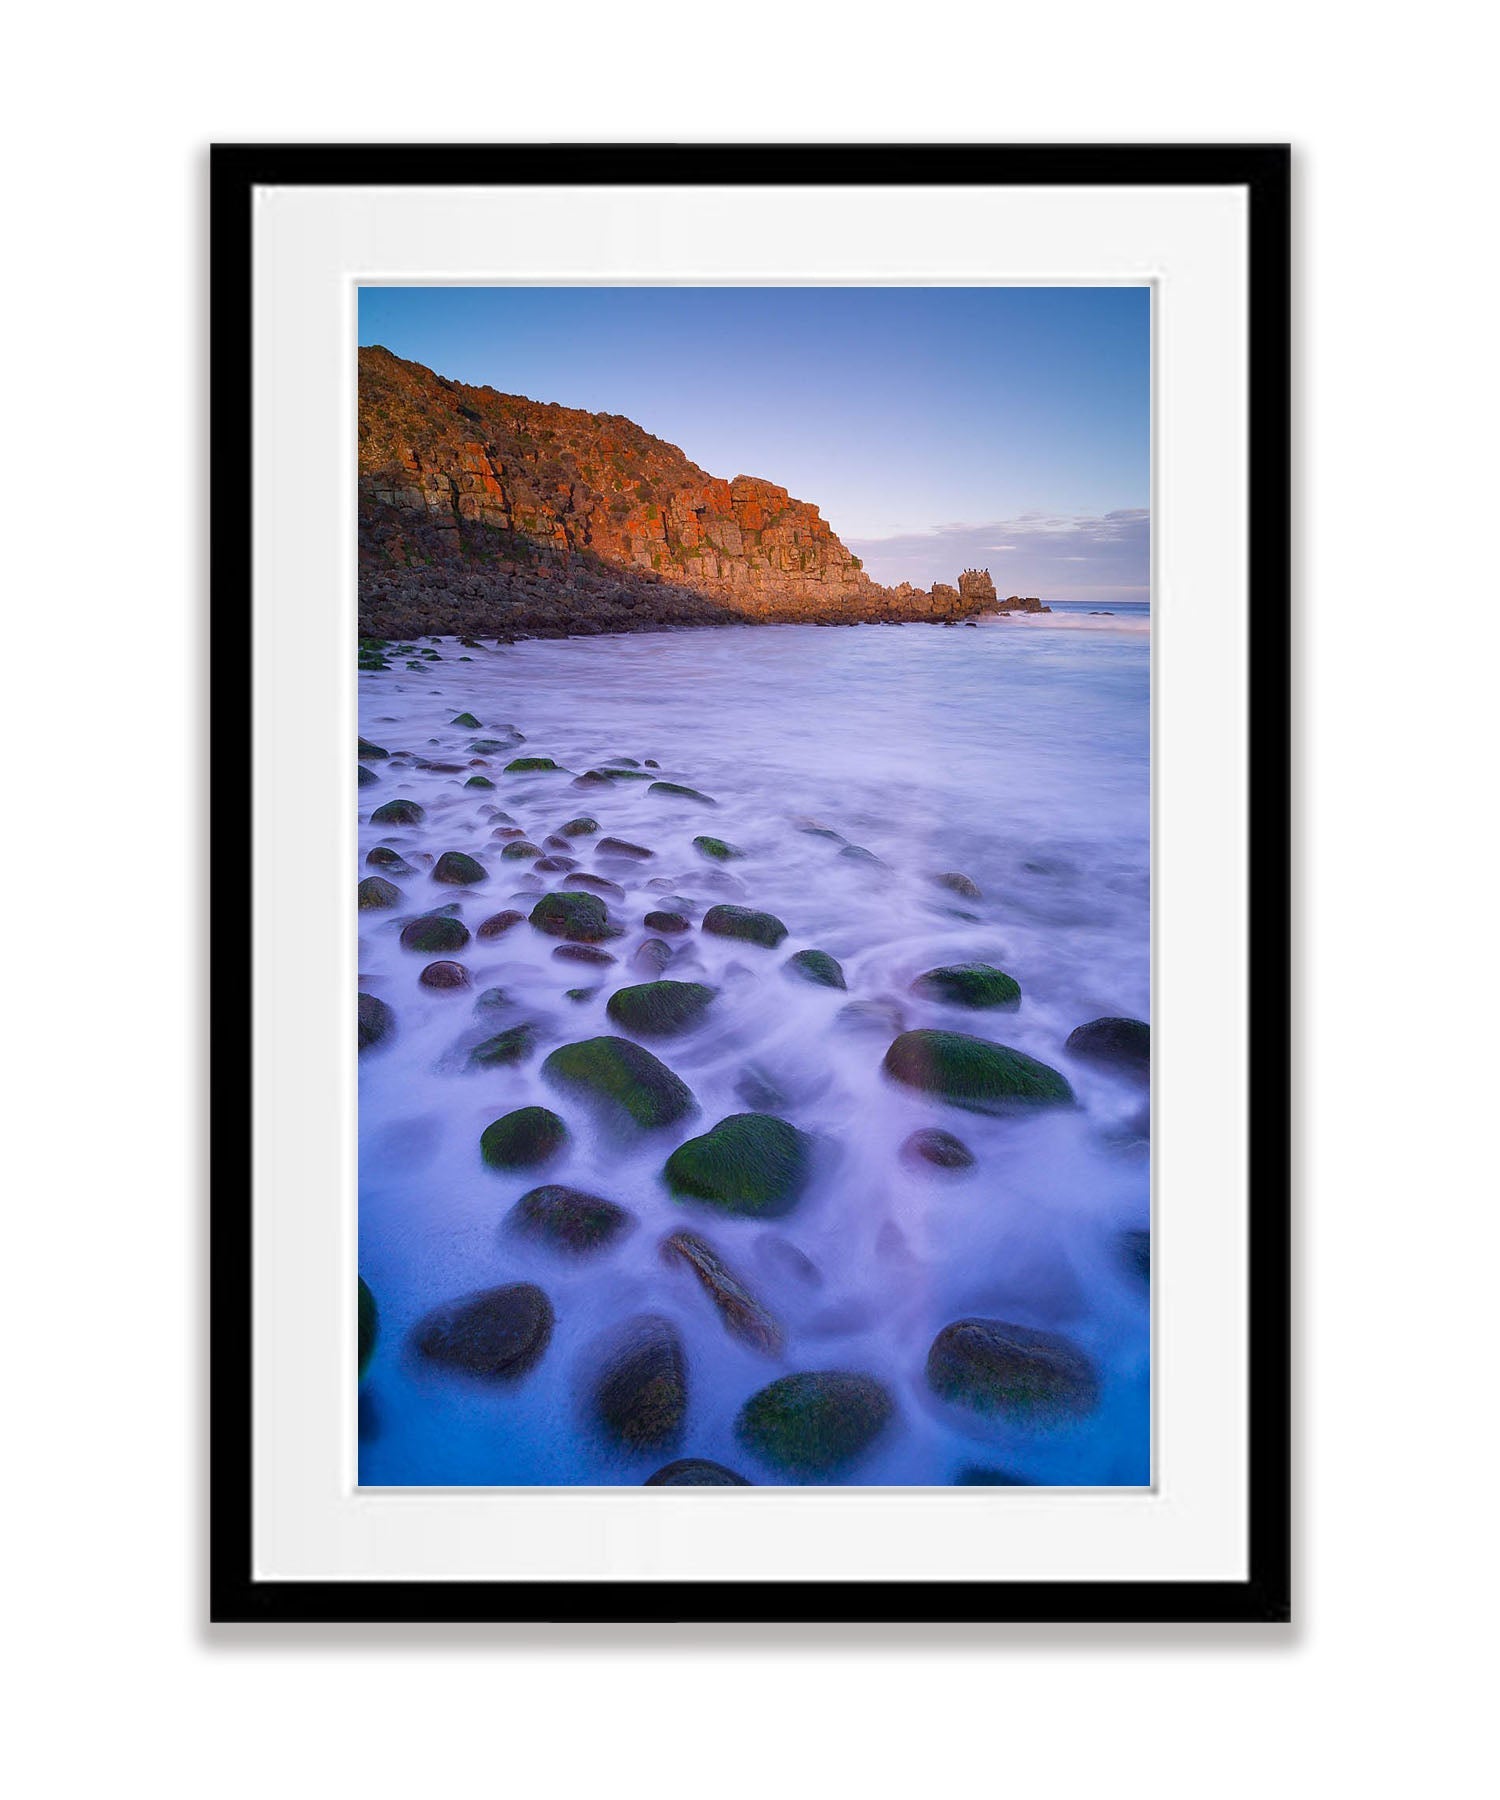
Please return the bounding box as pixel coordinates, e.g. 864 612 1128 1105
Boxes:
848 508 1149 601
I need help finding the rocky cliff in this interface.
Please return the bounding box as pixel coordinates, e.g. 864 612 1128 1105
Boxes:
358 347 1000 639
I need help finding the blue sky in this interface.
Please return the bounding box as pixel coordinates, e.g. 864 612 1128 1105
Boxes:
359 286 1150 599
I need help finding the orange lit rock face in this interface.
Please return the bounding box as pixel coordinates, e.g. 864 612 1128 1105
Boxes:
358 346 1000 637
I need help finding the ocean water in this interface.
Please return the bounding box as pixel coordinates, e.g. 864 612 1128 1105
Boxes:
358 607 1150 1486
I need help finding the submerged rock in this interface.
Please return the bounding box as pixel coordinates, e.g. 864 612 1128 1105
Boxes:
839 844 887 870
664 1112 813 1218
650 780 717 805
883 1029 1074 1112
735 1372 895 1477
508 1184 635 1254
358 1276 379 1376
590 1314 688 1453
529 890 615 943
702 903 787 949
1065 1016 1151 1081
557 815 599 837
432 850 488 885
399 912 470 954
595 835 654 861
468 1023 538 1068
476 908 526 939
479 1105 569 1170
412 1282 554 1380
661 1230 783 1354
542 1035 696 1129
419 959 469 990
357 992 394 1052
925 1318 1099 1421
450 711 482 728
358 737 389 761
553 943 616 966
358 766 378 787
533 855 578 874
644 1458 751 1486
357 875 402 910
933 871 982 899
630 938 674 979
500 840 543 861
607 979 716 1038
785 948 846 990
834 998 906 1036
911 962 1022 1010
901 1126 976 1170
643 909 691 935
692 835 744 861
504 755 564 774
370 798 425 827
570 872 626 901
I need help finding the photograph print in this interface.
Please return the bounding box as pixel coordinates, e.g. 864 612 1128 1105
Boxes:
354 284 1151 1489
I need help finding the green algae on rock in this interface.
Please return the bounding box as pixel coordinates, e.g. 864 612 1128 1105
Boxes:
542 1035 696 1130
692 835 744 861
366 845 415 874
464 774 495 789
500 839 543 860
557 815 600 837
925 1318 1099 1422
649 780 717 805
664 1112 813 1218
399 912 470 954
701 903 787 948
590 1314 688 1453
644 1458 751 1486
784 948 846 990
910 962 1022 1010
357 874 402 910
479 1105 569 1170
606 979 716 1038
357 992 394 1052
358 737 389 761
370 798 425 827
432 849 488 885
411 1282 554 1380
735 1371 895 1478
508 1184 635 1254
357 1276 379 1377
450 711 482 728
503 755 564 774
883 1029 1074 1112
529 889 615 943
467 1023 538 1069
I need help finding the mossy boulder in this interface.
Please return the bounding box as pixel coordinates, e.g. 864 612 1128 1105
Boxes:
419 959 469 990
926 1319 1099 1422
645 1459 751 1486
701 904 787 949
1065 1016 1151 1082
367 846 415 875
464 775 495 790
911 962 1022 1010
529 889 614 943
468 738 514 754
358 737 389 761
432 850 488 885
606 979 716 1038
664 1112 813 1218
411 1282 554 1380
662 1230 783 1355
357 1276 379 1376
590 1315 688 1453
557 816 599 837
693 835 744 861
901 1126 976 1170
451 711 483 728
468 1023 538 1069
357 992 394 1052
649 780 717 805
596 836 653 860
370 798 425 826
500 839 543 860
357 875 402 910
504 755 563 774
476 908 526 939
735 1372 895 1478
400 912 470 954
643 909 691 935
508 1184 636 1254
883 1029 1074 1112
542 1036 696 1130
480 1105 569 1170
785 948 846 990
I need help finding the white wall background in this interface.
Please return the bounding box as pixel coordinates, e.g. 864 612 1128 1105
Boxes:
5 5 1493 1796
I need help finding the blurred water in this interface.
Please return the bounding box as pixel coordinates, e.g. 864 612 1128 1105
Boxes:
358 610 1150 1486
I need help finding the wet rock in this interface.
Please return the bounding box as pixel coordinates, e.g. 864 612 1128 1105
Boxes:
693 834 744 861
533 855 578 874
479 1105 569 1170
358 992 394 1052
474 986 511 1017
564 986 599 1002
702 904 787 949
504 755 564 774
570 872 626 901
664 1112 813 1218
419 959 470 990
596 836 654 861
432 850 488 885
839 844 887 870
553 943 617 967
476 908 526 939
754 1234 822 1289
796 823 845 844
451 711 482 728
883 1029 1074 1112
644 1459 751 1486
590 1314 688 1453
357 875 402 910
925 1318 1099 1421
933 871 982 899
1065 1016 1150 1082
412 1282 554 1380
604 756 641 768
662 1230 783 1354
557 816 599 837
467 738 516 754
464 775 495 790
650 780 717 805
400 912 470 954
468 1023 538 1068
901 1126 976 1170
500 840 543 861
370 798 425 827
607 979 716 1038
530 890 615 943
834 998 907 1036
366 846 415 874
630 938 674 979
643 909 691 935
491 826 528 841
734 1065 787 1111
1119 1228 1150 1284
412 759 465 773
785 948 846 990
358 766 378 788
508 1184 635 1254
543 1035 696 1129
735 1372 895 1478
911 963 1022 1010
358 737 389 761
358 1276 379 1377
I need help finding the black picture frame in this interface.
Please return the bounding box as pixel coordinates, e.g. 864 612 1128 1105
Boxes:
210 142 1290 1626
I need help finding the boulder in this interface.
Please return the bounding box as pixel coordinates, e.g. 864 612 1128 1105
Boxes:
557 816 600 837
933 871 982 898
432 850 488 885
701 904 787 949
649 780 717 805
419 959 469 990
411 1282 554 1379
529 890 614 943
785 948 846 990
643 910 691 935
735 1372 895 1477
596 836 654 860
664 1112 813 1218
508 1184 635 1254
464 775 495 790
692 835 744 861
357 875 402 910
504 755 564 774
661 1230 783 1354
500 840 543 861
357 992 394 1052
590 1314 688 1453
542 1035 697 1129
606 979 716 1038
357 737 389 761
883 1029 1074 1111
901 1126 976 1170
553 944 616 966
366 846 414 874
644 1459 751 1486
476 908 526 939
399 912 470 954
910 962 1022 1010
925 1318 1099 1421
468 1023 538 1068
479 1105 569 1169
369 799 425 827
1065 1016 1150 1081
450 712 482 728
358 766 379 788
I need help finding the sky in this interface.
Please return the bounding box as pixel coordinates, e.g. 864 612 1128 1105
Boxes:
359 286 1150 600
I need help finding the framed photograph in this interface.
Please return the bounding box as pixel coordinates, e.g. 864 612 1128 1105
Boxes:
212 143 1289 1623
